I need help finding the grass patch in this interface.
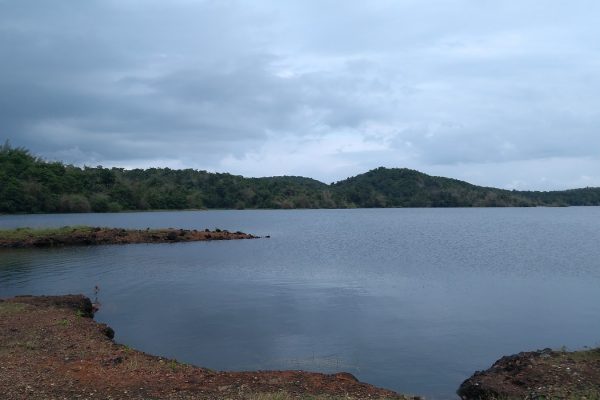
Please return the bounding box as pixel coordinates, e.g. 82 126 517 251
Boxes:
247 393 406 400
168 359 180 371
566 348 600 362
0 225 95 241
0 302 27 315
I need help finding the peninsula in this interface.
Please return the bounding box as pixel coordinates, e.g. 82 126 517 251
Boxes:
0 226 258 248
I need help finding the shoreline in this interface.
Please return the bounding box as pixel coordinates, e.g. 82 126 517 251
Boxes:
0 226 258 248
0 204 578 217
0 295 417 400
2 294 599 399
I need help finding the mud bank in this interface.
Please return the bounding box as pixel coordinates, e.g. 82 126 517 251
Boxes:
0 295 417 400
0 226 258 248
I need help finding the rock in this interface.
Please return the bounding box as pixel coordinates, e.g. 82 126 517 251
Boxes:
99 324 115 339
166 231 178 240
331 372 359 382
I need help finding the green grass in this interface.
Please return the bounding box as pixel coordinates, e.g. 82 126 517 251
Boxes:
168 359 180 370
0 225 95 241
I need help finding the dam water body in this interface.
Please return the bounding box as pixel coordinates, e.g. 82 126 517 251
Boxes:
1 208 600 399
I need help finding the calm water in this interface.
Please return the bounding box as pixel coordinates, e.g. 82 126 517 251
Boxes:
1 208 600 399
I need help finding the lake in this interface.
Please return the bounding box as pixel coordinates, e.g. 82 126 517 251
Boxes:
1 208 600 399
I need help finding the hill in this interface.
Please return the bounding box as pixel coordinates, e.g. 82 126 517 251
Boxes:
2 143 600 213
333 167 536 207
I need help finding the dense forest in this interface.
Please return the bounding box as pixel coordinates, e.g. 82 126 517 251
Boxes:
2 143 600 213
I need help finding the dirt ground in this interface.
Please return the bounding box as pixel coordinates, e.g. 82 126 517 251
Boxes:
458 347 600 399
0 295 416 400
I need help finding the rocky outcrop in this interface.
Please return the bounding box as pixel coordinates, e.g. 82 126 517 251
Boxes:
458 348 600 399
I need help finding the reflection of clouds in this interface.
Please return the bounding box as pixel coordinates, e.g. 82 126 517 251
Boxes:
3 209 600 398
257 353 361 374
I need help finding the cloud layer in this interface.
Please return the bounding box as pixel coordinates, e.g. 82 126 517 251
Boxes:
2 0 600 189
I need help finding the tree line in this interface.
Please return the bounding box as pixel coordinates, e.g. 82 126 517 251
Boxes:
2 143 600 213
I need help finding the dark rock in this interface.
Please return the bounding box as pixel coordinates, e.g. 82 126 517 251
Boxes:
331 372 359 382
102 356 123 366
99 324 115 339
166 231 178 240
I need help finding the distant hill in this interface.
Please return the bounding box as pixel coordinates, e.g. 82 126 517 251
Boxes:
332 167 536 207
2 143 600 213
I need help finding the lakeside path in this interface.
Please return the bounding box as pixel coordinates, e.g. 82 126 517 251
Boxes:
0 226 258 248
0 295 417 400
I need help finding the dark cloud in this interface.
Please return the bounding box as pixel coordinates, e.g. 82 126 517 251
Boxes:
1 0 599 189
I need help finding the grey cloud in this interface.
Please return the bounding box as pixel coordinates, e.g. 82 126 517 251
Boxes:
1 0 599 188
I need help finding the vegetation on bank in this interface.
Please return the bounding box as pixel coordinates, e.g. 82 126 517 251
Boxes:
3 142 600 213
0 225 256 248
0 226 94 241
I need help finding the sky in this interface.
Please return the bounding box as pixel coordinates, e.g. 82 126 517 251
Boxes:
1 0 600 190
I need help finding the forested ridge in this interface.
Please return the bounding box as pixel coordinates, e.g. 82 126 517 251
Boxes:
2 143 600 213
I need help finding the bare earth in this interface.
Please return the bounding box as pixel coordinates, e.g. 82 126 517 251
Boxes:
458 348 600 399
0 295 417 400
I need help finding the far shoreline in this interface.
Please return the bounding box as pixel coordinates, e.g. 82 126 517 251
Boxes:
2 203 590 218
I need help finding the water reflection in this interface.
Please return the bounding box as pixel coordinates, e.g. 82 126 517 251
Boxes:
1 208 600 399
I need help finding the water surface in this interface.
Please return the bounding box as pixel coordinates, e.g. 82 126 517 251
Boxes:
1 208 600 399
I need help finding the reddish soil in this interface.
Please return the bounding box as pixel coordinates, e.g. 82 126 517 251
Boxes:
0 295 417 400
458 348 600 399
0 227 258 248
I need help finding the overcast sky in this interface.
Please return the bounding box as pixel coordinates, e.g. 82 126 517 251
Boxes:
1 0 599 189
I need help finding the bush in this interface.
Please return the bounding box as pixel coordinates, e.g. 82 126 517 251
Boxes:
59 194 91 213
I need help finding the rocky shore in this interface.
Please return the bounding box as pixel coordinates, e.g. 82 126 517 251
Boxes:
458 348 600 399
0 295 417 400
0 226 258 248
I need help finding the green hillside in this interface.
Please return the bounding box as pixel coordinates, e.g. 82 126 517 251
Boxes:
2 143 600 213
332 167 536 207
